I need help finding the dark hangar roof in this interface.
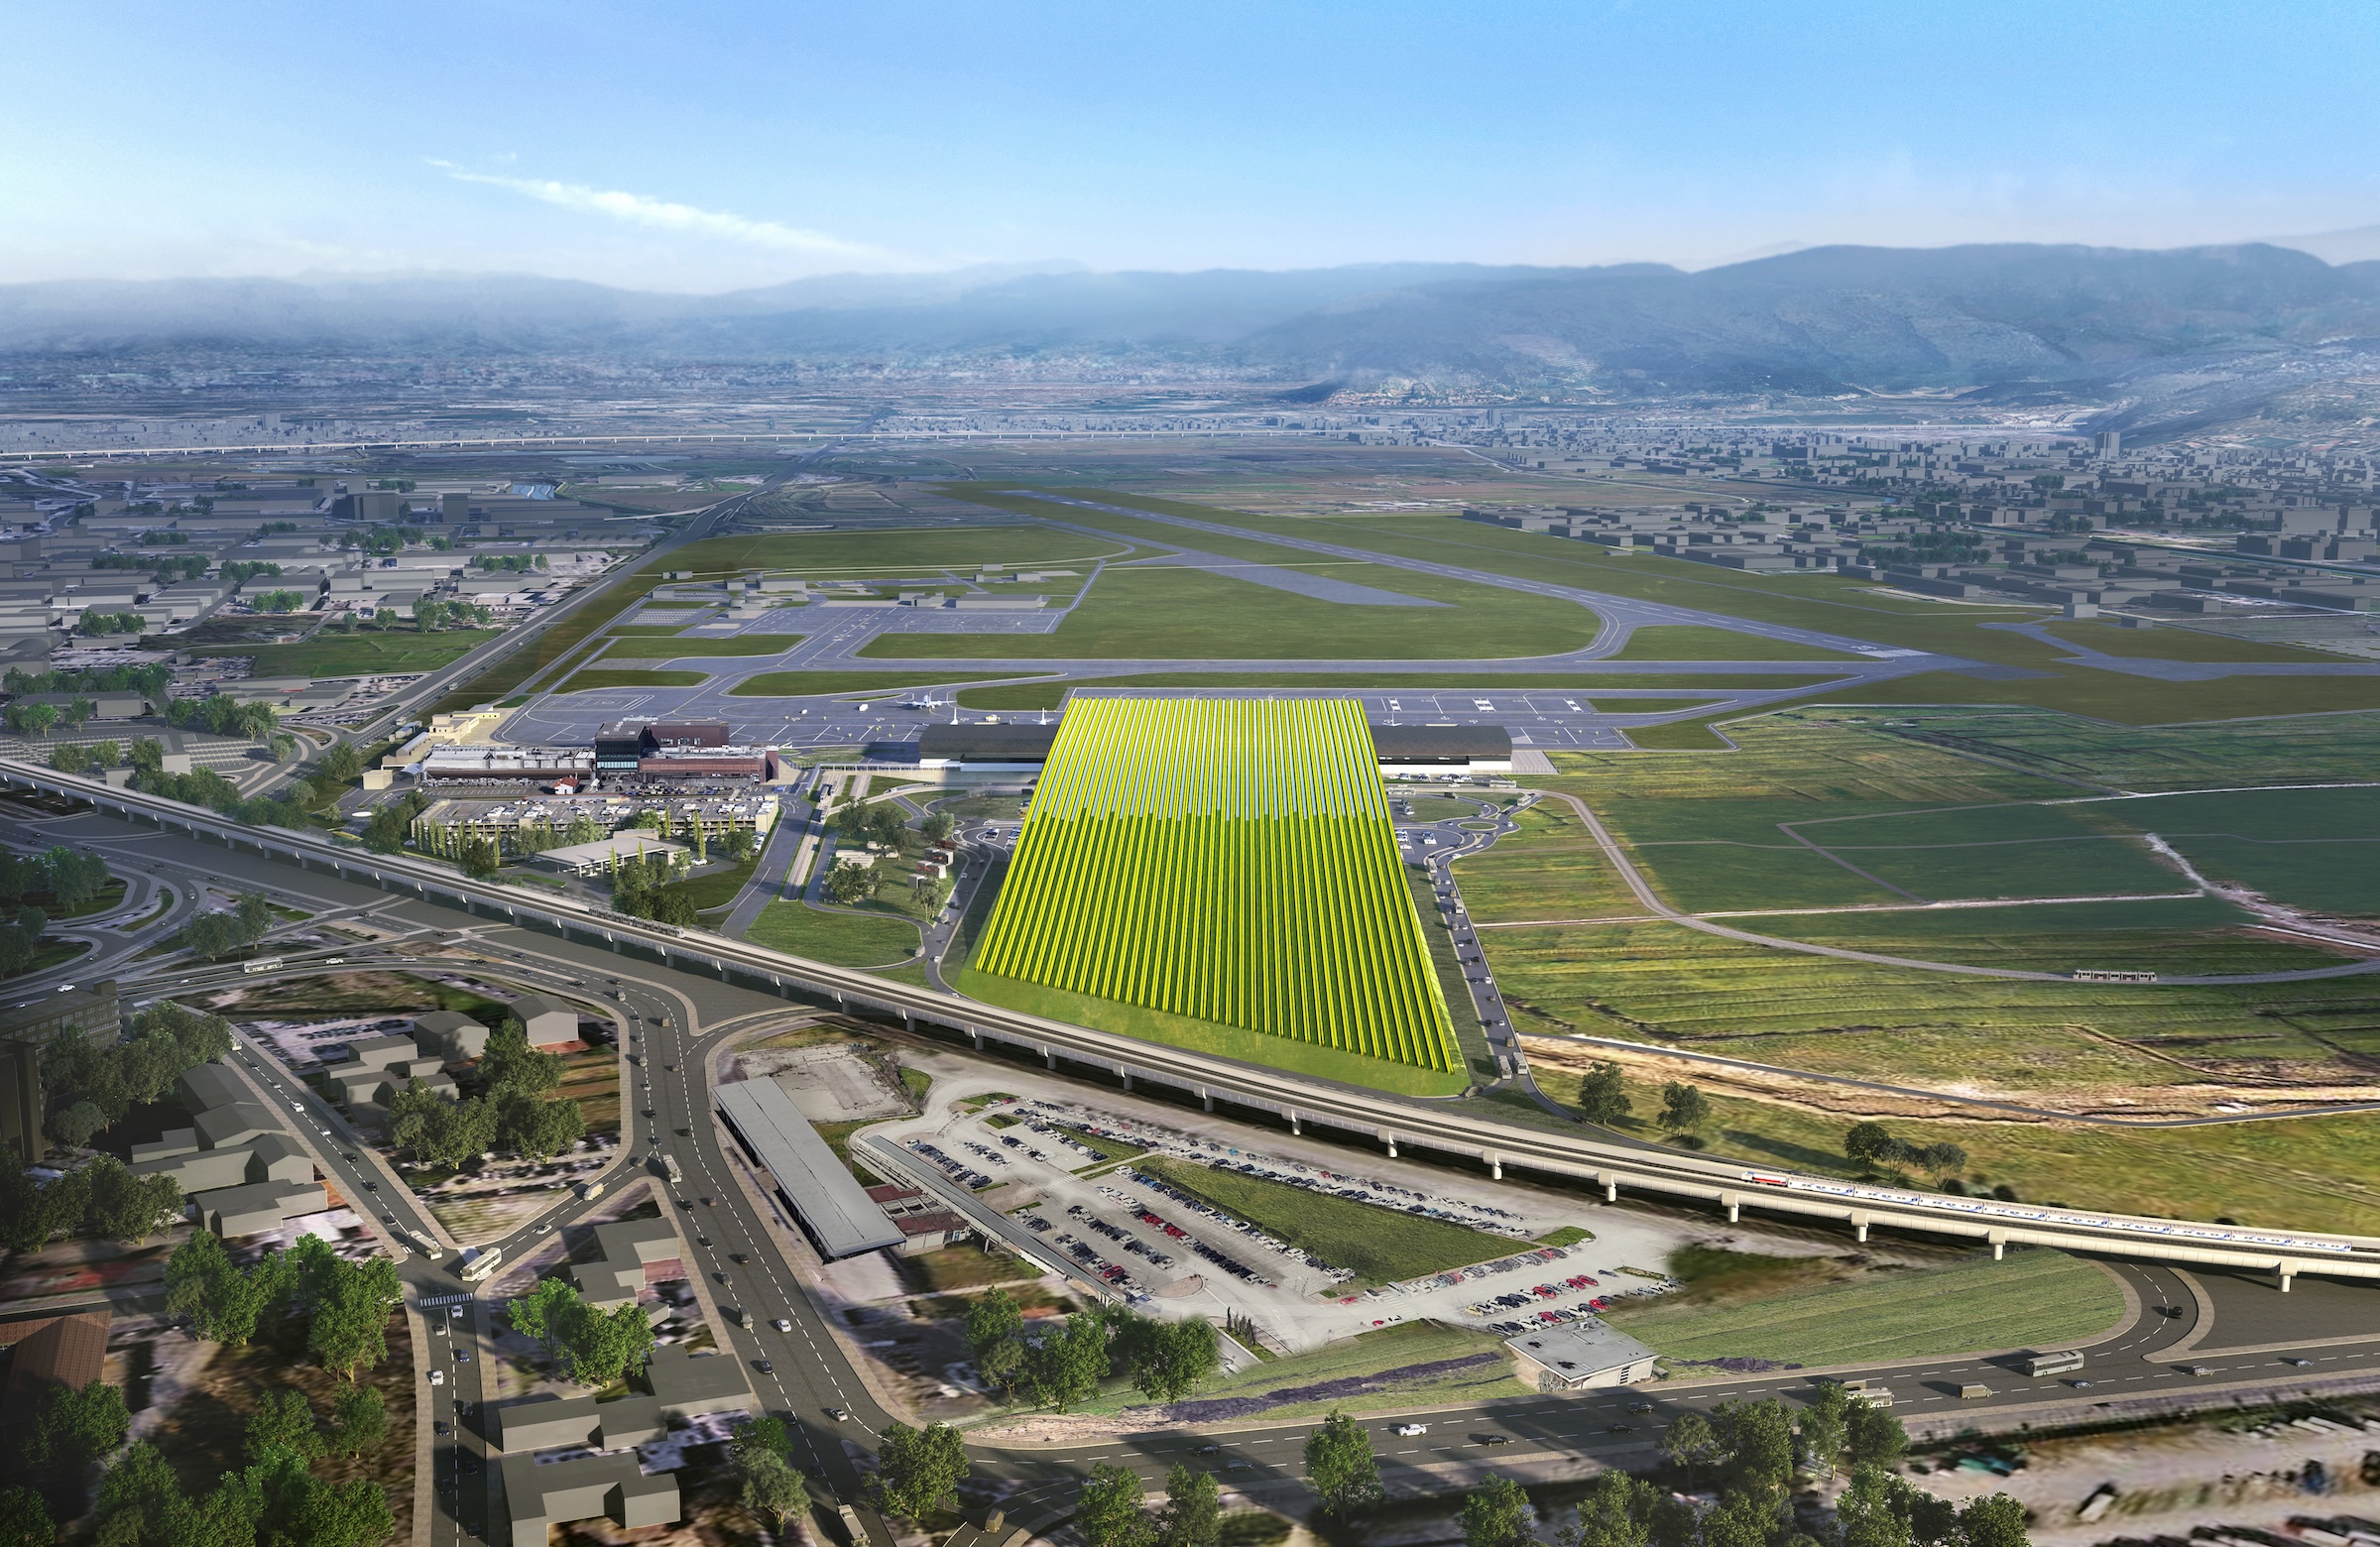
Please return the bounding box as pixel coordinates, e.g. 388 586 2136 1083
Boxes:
919 720 1510 763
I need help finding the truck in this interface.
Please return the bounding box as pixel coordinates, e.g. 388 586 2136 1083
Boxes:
458 1247 504 1283
836 1502 869 1546
2024 1351 2085 1377
574 1181 606 1202
656 1153 683 1183
1834 1377 1893 1408
1959 1383 1991 1400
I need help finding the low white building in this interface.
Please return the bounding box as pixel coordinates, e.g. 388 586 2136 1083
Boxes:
1504 1322 1659 1390
528 835 691 877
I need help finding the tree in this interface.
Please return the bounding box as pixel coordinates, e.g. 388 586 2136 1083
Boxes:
1563 1469 1657 1547
480 1021 561 1096
328 1385 387 1459
1918 1141 1967 1176
1303 1408 1380 1516
309 1254 402 1379
93 1441 179 1546
361 805 408 854
47 1101 103 1150
1957 1492 2029 1547
41 849 109 909
922 810 957 844
1024 1307 1109 1411
1844 1122 1896 1166
458 837 501 880
1655 1082 1710 1138
1576 1061 1631 1128
1461 1473 1535 1547
739 1447 809 1530
1845 1397 1907 1468
1130 1317 1218 1404
1658 1408 1719 1488
87 740 119 770
0 1486 53 1547
963 1286 1024 1394
23 1379 130 1495
128 738 165 776
555 1296 655 1386
1785 1379 1847 1483
83 1156 181 1244
497 1091 584 1160
875 1421 967 1519
825 861 879 905
1155 1463 1219 1547
508 1277 581 1368
1710 1397 1794 1502
48 745 85 775
245 1389 321 1464
178 911 246 961
166 1230 271 1346
1078 1463 1150 1547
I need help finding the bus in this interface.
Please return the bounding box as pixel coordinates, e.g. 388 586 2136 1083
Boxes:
243 957 285 976
2024 1351 2084 1376
458 1247 504 1283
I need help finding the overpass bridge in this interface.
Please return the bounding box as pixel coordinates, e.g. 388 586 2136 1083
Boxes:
9 757 2368 1291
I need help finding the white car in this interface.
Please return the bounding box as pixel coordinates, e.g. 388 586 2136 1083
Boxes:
1391 1423 1428 1437
429 1369 444 1386
774 1319 792 1332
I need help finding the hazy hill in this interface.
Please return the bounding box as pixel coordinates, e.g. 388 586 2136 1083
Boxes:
7 243 2380 402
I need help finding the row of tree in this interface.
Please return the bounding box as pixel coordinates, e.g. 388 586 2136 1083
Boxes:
163 694 281 740
414 599 492 632
74 609 147 637
609 849 700 926
40 1000 235 1150
0 1149 184 1250
3 664 174 699
962 1293 1222 1410
0 845 113 910
178 891 277 962
1844 1123 1967 1181
1576 1063 1713 1140
88 1380 393 1547
506 1275 658 1385
165 1230 406 1379
386 1020 585 1166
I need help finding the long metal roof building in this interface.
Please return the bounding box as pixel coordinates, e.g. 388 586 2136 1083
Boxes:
713 1078 903 1259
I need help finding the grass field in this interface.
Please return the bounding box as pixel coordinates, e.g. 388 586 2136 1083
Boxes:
861 564 1606 660
1455 805 1651 922
743 900 922 965
954 673 1845 711
1610 625 1864 661
657 529 1140 578
660 857 758 913
1531 1044 2380 1234
2044 622 2342 662
599 636 802 659
973 699 1458 1071
1491 912 2364 1058
1119 1321 1527 1420
1606 1250 2123 1368
556 669 708 692
193 629 502 677
942 489 2380 722
1142 1157 1521 1290
609 624 693 637
728 670 1041 697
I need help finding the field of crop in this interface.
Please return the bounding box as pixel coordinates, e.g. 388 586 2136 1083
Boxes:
556 669 707 692
1789 707 2380 791
973 698 1459 1072
1142 1157 1519 1290
861 564 1605 661
1452 806 1646 924
1606 1250 2123 1368
599 636 801 659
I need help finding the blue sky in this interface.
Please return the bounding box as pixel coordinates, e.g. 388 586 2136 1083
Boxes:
10 0 2379 290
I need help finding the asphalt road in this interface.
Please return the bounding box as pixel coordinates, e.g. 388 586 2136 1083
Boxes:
22 804 2380 1541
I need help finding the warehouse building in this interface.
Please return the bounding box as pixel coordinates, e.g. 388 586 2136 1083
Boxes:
715 1078 903 1258
1504 1322 1659 1390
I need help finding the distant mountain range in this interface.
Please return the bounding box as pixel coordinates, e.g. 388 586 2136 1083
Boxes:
8 243 2380 412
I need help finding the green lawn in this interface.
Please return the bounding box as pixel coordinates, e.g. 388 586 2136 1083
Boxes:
662 857 759 912
656 530 1141 577
953 963 1469 1097
2045 622 2343 662
1610 625 1864 661
743 900 921 965
860 565 1606 661
1130 1321 1527 1420
957 673 1844 711
610 625 694 637
600 636 802 658
555 669 708 692
1606 1250 2124 1368
1454 805 1642 922
193 629 503 677
728 670 1042 698
1623 842 1909 912
1141 1157 1525 1290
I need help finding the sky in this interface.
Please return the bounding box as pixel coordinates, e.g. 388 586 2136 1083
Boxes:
9 0 2380 292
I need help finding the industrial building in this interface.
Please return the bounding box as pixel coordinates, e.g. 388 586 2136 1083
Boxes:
714 1078 904 1258
916 715 1514 774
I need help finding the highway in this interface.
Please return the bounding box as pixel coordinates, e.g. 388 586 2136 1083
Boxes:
16 800 2380 1541
8 757 2374 1283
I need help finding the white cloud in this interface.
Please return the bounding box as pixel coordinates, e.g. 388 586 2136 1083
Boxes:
433 163 907 266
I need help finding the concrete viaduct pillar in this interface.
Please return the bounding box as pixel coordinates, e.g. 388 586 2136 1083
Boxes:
1987 1229 2007 1260
1722 1192 1740 1225
1382 1131 1396 1158
1199 1088 1213 1113
1850 1211 1870 1244
1488 1154 1502 1181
